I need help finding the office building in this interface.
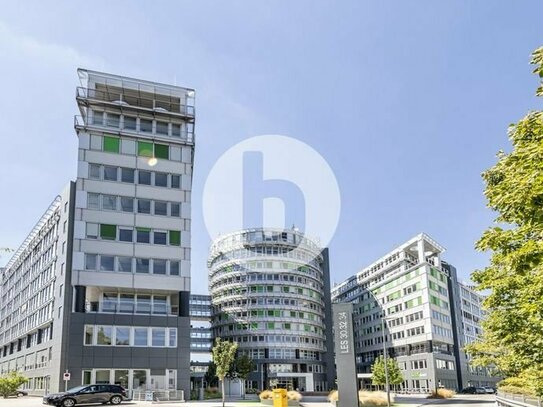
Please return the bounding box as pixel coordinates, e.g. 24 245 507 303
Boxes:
332 234 459 391
189 294 212 391
208 228 335 392
0 69 195 396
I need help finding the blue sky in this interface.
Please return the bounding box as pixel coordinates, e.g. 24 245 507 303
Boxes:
1 1 542 294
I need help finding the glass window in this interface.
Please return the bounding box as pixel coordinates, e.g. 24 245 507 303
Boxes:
106 113 120 128
121 168 134 183
155 172 168 187
89 164 101 180
85 254 97 270
86 223 98 239
136 295 151 313
169 230 181 246
92 111 103 125
96 326 112 345
139 119 153 134
136 258 150 273
100 255 115 271
153 231 167 245
153 259 167 274
154 201 167 216
137 199 151 214
103 136 120 153
120 197 134 212
170 261 180 276
103 293 117 312
88 193 100 209
119 294 134 313
123 116 137 130
114 370 129 389
84 326 94 345
102 195 117 210
119 228 133 242
152 328 166 346
117 257 132 272
95 370 110 384
171 175 180 189
104 166 118 181
100 224 116 240
133 329 148 346
170 203 180 217
83 371 92 385
171 124 181 137
169 328 177 347
115 327 130 346
138 171 151 185
156 122 169 135
155 144 169 159
153 296 168 314
133 370 147 389
137 228 150 243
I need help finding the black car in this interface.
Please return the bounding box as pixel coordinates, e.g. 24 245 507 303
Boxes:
460 387 477 394
43 384 128 407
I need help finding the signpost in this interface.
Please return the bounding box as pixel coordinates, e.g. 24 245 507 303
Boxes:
332 303 358 407
63 371 70 391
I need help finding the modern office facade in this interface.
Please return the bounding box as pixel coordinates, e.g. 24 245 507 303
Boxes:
332 234 460 392
331 233 499 392
0 69 195 396
457 282 499 388
189 294 212 391
208 228 335 392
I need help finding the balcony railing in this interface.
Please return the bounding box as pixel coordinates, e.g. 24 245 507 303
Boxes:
85 301 178 316
74 115 194 144
76 87 195 118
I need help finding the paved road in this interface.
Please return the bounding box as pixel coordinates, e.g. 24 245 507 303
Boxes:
0 394 497 407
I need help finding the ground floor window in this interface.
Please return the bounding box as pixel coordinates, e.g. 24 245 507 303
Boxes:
80 369 177 390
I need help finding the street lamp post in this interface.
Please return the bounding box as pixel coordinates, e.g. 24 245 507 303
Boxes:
381 317 391 407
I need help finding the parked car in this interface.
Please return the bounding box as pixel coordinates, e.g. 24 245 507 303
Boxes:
460 387 478 394
475 387 487 394
7 390 28 397
483 387 496 394
43 384 128 407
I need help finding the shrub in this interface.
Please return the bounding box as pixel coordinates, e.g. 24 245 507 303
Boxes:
0 372 28 398
246 387 259 394
204 387 222 400
259 390 273 400
327 390 339 402
359 390 395 406
287 390 303 401
499 385 534 396
428 388 455 399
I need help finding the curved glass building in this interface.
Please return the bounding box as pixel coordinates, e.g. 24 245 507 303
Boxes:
208 228 334 392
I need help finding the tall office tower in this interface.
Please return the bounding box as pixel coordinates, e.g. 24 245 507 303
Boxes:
0 69 195 397
208 228 335 392
331 234 460 392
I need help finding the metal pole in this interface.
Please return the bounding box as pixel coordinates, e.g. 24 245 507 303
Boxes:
381 318 391 407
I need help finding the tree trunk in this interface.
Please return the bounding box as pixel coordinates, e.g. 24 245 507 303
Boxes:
222 378 225 407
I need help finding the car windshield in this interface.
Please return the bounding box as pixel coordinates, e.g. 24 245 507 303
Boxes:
67 386 87 394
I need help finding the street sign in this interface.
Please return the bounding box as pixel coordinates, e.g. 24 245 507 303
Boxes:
332 303 358 407
63 372 71 381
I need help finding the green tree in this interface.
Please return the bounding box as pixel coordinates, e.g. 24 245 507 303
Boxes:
204 361 219 388
233 354 256 399
371 355 403 386
0 371 28 398
211 338 238 407
466 46 543 397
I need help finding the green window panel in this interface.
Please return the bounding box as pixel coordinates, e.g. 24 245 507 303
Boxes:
100 224 116 240
103 135 120 153
250 323 258 329
267 322 275 329
169 230 181 246
284 323 291 329
138 141 153 157
154 144 169 159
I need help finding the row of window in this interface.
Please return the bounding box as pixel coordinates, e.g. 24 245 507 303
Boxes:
91 111 192 139
432 325 453 338
87 193 185 218
86 223 181 246
85 254 181 275
84 325 177 347
89 164 183 189
436 359 455 370
98 293 172 315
